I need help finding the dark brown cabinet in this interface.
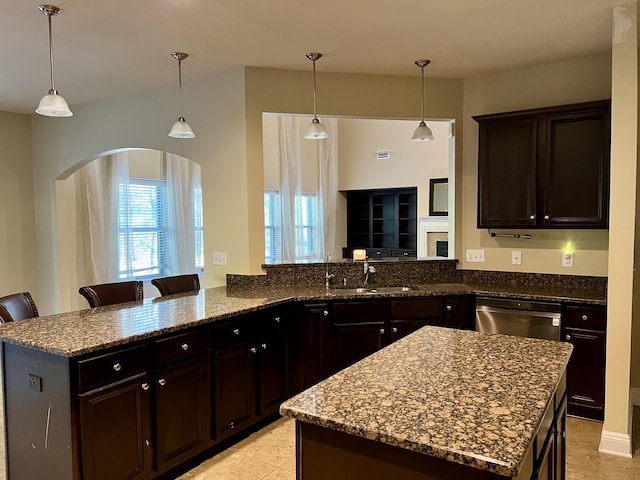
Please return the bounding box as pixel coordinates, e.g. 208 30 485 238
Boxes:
79 373 152 480
300 303 333 389
563 304 606 420
475 100 610 229
343 188 417 258
442 296 474 330
390 298 442 341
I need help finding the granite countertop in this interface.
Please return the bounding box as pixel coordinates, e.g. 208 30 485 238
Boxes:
0 282 604 357
280 326 573 478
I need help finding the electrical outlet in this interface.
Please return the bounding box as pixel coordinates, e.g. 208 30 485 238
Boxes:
512 250 522 265
28 374 42 392
562 252 574 268
213 252 228 266
466 249 485 262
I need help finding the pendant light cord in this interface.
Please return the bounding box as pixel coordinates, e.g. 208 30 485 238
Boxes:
47 12 56 92
420 64 425 123
312 58 318 120
178 58 184 120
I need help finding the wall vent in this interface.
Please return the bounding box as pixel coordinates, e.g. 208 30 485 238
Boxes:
376 149 390 160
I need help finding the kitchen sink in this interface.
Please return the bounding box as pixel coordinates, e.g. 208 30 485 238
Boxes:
328 286 418 295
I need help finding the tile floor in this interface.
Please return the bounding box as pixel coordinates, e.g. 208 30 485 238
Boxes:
177 413 640 480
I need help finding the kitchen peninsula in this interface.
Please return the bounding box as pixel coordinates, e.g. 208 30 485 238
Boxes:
0 262 599 479
281 326 572 480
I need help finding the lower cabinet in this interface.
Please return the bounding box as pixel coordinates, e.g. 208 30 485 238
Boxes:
443 296 474 330
390 298 442 341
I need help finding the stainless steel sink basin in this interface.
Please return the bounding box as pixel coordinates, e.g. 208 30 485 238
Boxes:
328 286 418 295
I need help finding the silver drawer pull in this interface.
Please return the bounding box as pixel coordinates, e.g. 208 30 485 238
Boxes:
565 335 571 341
158 378 166 386
181 343 189 351
251 347 257 353
141 383 150 391
379 328 385 334
392 327 398 333
530 215 535 220
544 215 550 220
113 363 122 372
233 328 240 335
261 343 267 350
274 316 281 323
581 314 588 321
323 310 329 317
446 305 452 311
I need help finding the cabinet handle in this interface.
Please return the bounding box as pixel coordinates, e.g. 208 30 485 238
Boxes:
379 328 385 334
544 215 550 220
565 334 571 341
530 215 535 220
145 440 150 447
229 421 235 429
141 383 150 391
446 305 452 311
113 363 122 372
392 327 398 333
323 310 329 317
274 316 281 323
233 328 240 335
251 347 257 353
261 343 267 350
581 314 588 321
181 343 189 351
158 378 166 386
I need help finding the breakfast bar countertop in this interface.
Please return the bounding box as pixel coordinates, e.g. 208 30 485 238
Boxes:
0 281 603 357
280 325 573 478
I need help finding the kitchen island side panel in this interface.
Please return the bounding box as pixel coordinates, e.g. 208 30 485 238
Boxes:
3 343 73 480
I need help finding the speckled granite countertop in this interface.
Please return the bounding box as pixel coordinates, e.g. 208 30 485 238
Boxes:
0 281 604 357
280 326 573 478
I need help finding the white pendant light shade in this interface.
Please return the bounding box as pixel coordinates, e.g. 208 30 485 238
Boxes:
304 52 328 140
169 117 195 138
412 58 433 142
304 117 328 139
411 121 434 142
168 52 195 139
36 89 72 117
36 5 72 117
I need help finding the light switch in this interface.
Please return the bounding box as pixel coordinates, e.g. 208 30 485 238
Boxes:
213 252 228 266
466 249 485 262
562 252 574 268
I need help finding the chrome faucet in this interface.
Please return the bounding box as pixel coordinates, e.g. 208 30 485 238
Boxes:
363 258 376 288
325 252 335 289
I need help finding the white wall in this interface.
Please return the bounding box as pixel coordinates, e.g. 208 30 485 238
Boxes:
32 68 247 314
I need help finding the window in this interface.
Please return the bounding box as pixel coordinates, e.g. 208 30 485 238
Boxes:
264 190 319 263
118 179 167 280
194 187 204 271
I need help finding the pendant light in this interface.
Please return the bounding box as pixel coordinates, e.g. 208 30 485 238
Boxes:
304 52 328 140
36 5 72 117
411 59 434 142
168 52 195 139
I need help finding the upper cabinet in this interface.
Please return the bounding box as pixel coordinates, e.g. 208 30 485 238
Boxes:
474 100 611 229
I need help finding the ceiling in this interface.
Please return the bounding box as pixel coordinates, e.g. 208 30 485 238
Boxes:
0 0 625 114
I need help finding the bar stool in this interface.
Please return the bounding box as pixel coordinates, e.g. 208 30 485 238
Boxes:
152 274 200 297
0 292 39 323
78 281 143 308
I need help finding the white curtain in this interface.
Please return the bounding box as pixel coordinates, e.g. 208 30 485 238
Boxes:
75 152 129 284
318 118 339 260
279 116 302 262
165 153 201 275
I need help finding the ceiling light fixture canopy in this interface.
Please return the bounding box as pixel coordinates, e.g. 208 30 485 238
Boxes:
36 4 72 117
411 59 434 142
168 52 195 139
304 52 328 140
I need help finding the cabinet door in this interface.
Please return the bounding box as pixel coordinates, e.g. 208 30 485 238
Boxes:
477 117 538 228
390 319 432 342
564 328 605 420
156 356 209 471
541 106 610 227
214 343 257 440
332 322 385 371
555 396 567 480
443 296 474 330
258 331 290 416
302 304 333 388
535 432 555 480
79 372 152 480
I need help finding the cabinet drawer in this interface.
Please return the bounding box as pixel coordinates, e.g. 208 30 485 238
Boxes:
366 249 391 258
156 329 207 366
213 318 258 351
78 344 149 391
391 298 442 320
332 301 388 324
564 305 606 330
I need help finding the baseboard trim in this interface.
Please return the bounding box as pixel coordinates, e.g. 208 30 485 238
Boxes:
631 387 640 406
599 430 633 458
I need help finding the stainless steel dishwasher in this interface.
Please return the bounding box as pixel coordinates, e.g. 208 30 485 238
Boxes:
475 297 561 341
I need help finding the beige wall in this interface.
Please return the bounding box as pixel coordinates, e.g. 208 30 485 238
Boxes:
245 67 463 271
0 111 38 299
461 54 612 276
32 68 247 314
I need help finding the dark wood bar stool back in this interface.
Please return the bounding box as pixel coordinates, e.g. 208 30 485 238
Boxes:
0 292 39 323
152 274 201 297
78 281 144 308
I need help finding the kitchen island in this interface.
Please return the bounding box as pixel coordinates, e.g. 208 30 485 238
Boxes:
280 326 572 480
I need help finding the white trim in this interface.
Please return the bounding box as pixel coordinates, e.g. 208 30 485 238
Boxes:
631 387 640 406
598 430 632 457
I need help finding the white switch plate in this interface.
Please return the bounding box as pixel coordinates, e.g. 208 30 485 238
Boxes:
512 250 522 265
466 249 485 262
213 252 228 266
562 252 574 268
